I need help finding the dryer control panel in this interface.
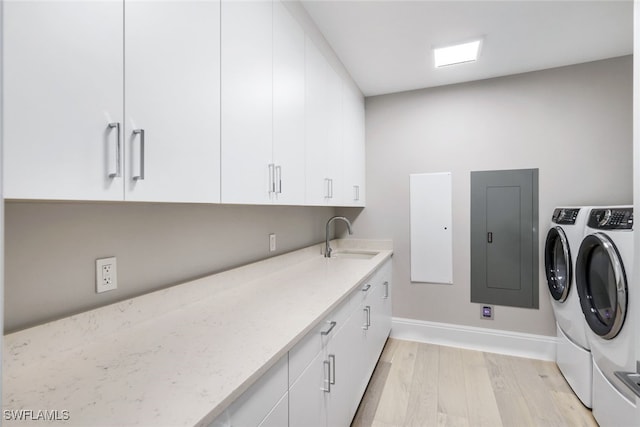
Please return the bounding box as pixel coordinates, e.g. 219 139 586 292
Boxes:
552 208 580 225
587 208 633 230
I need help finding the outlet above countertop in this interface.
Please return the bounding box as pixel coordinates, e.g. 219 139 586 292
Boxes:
3 239 392 427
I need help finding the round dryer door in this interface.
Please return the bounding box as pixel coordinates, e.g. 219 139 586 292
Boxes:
576 233 628 339
544 226 571 302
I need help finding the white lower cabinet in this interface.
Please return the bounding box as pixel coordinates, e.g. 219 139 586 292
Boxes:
258 392 289 427
214 258 392 427
290 258 393 427
326 307 367 426
289 350 330 427
210 356 288 427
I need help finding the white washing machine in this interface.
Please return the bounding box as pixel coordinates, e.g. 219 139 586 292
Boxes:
576 207 637 426
544 207 593 407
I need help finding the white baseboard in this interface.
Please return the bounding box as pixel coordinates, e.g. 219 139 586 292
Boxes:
391 317 557 361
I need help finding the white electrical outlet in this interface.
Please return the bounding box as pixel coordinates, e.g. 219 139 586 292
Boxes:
269 233 276 252
96 257 118 293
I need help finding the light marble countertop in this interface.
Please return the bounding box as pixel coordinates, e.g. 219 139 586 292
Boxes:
3 239 393 427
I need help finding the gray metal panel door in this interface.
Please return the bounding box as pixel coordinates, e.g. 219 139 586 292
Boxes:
470 169 539 308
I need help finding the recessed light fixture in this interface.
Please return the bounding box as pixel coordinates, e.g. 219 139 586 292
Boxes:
433 39 482 68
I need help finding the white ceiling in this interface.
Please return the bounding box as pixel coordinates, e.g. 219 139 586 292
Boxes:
301 0 634 97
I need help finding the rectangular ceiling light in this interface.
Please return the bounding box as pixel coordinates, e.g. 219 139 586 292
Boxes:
434 39 482 68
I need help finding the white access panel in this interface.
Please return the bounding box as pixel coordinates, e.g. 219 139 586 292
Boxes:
410 172 453 284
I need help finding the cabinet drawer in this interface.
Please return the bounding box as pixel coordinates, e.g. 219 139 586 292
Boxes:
227 355 288 427
289 291 356 385
354 276 376 306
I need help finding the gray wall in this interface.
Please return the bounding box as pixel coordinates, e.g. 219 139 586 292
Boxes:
340 56 633 337
5 202 335 332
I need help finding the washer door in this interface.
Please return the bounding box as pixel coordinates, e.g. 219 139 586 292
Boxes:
576 233 628 339
544 226 571 302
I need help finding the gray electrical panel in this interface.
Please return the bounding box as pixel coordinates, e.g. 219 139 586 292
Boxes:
470 168 539 309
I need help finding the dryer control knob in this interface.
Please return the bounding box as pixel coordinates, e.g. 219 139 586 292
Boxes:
598 209 612 227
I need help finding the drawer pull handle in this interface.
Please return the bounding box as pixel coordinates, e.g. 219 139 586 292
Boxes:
321 321 337 336
383 281 389 299
322 359 331 393
329 354 336 385
363 306 371 330
362 284 371 292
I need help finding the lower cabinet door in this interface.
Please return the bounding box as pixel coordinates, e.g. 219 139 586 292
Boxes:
259 392 288 427
327 310 366 426
228 356 288 427
289 350 329 427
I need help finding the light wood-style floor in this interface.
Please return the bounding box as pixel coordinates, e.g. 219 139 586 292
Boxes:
352 338 597 427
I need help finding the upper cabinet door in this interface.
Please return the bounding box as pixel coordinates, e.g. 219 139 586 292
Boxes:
342 85 366 207
124 0 221 203
272 1 305 205
3 1 124 200
304 37 351 207
221 0 273 205
304 38 330 206
325 66 344 205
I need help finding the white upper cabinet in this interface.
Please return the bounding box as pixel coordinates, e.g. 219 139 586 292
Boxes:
326 66 345 205
124 0 221 203
4 0 363 207
221 0 273 205
221 0 305 205
3 1 124 200
305 38 345 206
4 0 221 203
342 85 366 207
305 36 366 207
272 1 306 205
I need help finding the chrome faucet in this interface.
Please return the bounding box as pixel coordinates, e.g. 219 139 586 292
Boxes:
325 216 353 258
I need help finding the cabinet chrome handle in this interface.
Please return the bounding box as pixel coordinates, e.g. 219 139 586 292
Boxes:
363 306 371 330
268 164 275 194
132 129 145 180
329 178 334 198
487 232 493 243
329 354 336 385
325 178 331 198
384 281 389 299
361 283 371 292
354 185 359 201
275 165 282 194
107 123 121 178
322 359 331 393
320 321 337 336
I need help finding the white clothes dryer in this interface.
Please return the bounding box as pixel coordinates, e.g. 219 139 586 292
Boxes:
576 207 637 426
544 207 594 407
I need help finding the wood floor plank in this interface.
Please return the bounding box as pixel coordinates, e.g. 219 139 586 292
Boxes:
483 352 537 427
353 339 596 427
436 346 469 426
549 390 598 427
532 358 573 394
436 412 470 427
508 355 566 427
531 358 597 426
352 361 392 427
461 348 503 427
403 342 439 427
379 337 400 363
372 340 418 426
